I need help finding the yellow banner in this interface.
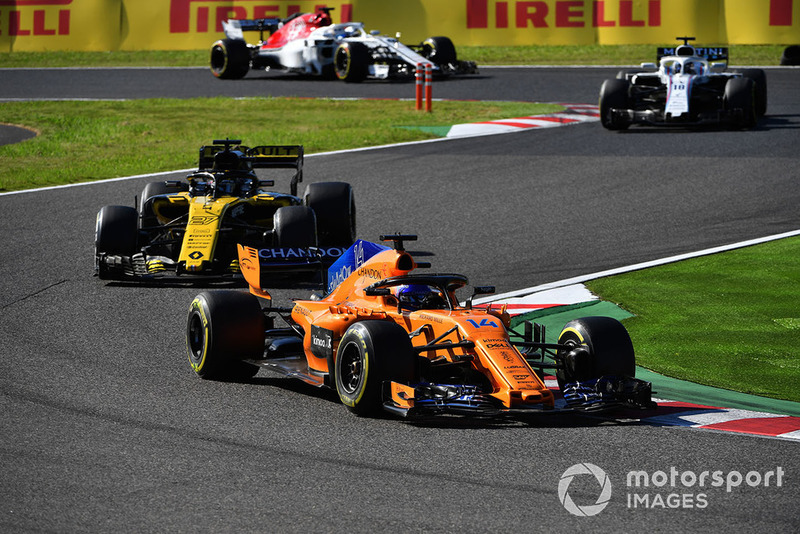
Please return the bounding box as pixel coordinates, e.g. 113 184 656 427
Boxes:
423 0 800 45
0 0 121 52
2 0 798 52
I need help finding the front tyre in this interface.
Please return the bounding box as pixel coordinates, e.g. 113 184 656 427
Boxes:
186 291 264 380
273 206 318 248
303 182 356 247
95 205 138 280
210 38 250 79
334 42 369 83
739 69 767 118
421 36 457 66
724 77 756 130
335 321 417 416
599 78 631 130
555 316 635 390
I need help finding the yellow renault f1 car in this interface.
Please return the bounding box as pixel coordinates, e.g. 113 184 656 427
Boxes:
186 235 655 418
95 139 355 284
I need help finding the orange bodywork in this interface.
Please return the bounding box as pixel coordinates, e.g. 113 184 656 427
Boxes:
247 246 554 410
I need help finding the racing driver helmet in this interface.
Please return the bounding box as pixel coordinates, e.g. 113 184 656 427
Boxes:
395 284 447 310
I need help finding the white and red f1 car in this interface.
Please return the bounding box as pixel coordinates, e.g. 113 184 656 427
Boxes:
599 37 767 130
209 7 477 82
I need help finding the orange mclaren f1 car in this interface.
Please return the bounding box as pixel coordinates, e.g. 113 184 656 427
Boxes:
186 235 655 417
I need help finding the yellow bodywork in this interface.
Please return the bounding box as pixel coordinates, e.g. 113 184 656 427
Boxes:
150 192 292 272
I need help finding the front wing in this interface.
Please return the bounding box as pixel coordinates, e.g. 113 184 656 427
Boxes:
611 106 746 127
382 376 656 418
96 246 330 288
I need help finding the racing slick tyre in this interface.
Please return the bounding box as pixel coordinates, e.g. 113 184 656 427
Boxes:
421 36 457 66
555 316 635 390
95 205 138 280
724 77 757 130
186 291 264 380
210 38 251 80
739 69 767 118
273 206 318 248
303 182 356 248
599 78 631 130
334 42 369 83
139 181 189 230
335 320 418 416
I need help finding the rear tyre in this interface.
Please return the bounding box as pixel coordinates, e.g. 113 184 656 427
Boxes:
95 205 138 280
335 321 418 416
724 77 756 130
139 181 189 230
555 316 635 390
334 42 369 83
186 291 264 380
739 68 767 118
273 206 318 248
599 78 631 130
210 38 250 79
303 182 356 247
421 36 457 66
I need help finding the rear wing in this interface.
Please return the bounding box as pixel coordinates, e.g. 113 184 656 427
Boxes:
198 142 304 195
222 18 282 40
656 46 728 63
238 243 349 297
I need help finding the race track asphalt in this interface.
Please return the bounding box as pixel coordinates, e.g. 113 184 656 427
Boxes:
1 65 799 532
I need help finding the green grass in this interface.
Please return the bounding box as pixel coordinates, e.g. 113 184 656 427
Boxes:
0 44 787 68
587 237 800 402
0 98 562 191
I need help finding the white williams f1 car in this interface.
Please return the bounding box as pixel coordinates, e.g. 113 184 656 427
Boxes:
210 7 477 82
599 37 767 130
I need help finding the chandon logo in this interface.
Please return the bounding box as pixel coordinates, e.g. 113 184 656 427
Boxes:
558 463 612 517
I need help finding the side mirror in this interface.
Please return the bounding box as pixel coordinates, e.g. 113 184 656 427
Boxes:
640 62 657 69
466 285 495 309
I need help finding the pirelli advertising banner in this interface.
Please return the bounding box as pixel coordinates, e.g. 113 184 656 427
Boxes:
0 0 122 52
2 0 798 52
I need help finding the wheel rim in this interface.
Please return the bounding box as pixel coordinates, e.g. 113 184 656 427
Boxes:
338 341 363 394
187 312 206 364
335 47 349 78
210 45 227 75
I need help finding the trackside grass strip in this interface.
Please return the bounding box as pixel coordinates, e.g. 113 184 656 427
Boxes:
587 236 800 403
0 97 562 192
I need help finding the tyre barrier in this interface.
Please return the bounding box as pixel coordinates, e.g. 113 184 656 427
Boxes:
780 45 800 66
